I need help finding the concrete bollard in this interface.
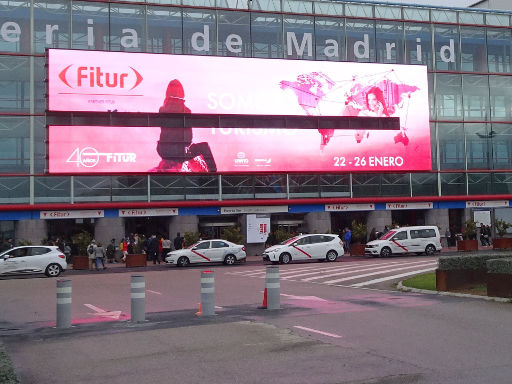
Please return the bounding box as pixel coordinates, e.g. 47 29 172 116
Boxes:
130 275 145 323
56 279 72 328
266 266 280 310
200 271 215 316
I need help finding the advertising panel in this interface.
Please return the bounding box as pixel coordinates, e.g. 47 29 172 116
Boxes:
48 49 431 173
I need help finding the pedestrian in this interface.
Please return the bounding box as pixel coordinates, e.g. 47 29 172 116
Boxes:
162 236 171 261
344 227 352 254
120 238 128 262
1 237 14 252
368 228 377 242
106 239 116 263
95 242 107 270
87 239 97 270
64 242 72 263
174 232 184 250
148 235 160 264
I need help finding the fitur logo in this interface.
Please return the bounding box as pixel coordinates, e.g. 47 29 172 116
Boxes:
66 148 136 168
58 65 143 90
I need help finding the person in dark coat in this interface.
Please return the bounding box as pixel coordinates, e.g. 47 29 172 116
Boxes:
148 235 161 264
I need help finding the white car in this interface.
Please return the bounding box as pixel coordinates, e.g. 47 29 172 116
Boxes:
365 225 442 258
0 245 67 277
165 239 246 267
263 234 344 264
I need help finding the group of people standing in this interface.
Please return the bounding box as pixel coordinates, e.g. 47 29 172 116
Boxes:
116 232 185 265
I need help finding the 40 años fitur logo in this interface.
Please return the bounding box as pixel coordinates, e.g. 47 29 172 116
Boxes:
66 148 136 168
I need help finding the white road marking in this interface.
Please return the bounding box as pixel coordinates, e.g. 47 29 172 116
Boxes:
350 267 437 287
84 304 122 319
146 289 162 295
281 293 327 301
300 260 434 282
322 261 437 284
293 326 342 338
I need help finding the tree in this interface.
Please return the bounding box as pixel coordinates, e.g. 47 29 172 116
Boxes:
463 219 477 240
494 219 512 238
70 230 93 255
351 220 367 244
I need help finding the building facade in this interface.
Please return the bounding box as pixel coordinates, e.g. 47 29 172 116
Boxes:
1 0 512 250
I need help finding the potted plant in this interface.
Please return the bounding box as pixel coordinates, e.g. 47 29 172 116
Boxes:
184 231 201 247
457 219 478 251
493 219 512 249
273 228 294 244
350 220 367 256
222 226 244 244
70 230 93 270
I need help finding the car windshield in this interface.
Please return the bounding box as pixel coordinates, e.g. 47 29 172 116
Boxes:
281 236 300 245
379 231 396 240
187 242 200 249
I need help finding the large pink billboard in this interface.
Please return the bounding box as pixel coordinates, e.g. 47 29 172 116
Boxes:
47 49 431 173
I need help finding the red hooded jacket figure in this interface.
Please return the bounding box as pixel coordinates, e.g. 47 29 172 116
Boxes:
153 79 217 172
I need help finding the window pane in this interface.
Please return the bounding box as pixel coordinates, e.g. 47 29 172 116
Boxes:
109 4 145 52
435 74 462 121
147 6 182 54
489 75 512 121
434 25 459 71
34 116 46 174
462 75 489 121
284 16 314 60
405 23 432 68
468 173 491 195
0 176 29 203
0 1 30 53
251 13 283 58
440 172 466 196
376 22 403 64
217 11 250 57
346 19 375 63
491 124 512 169
465 123 489 170
315 17 344 61
487 28 511 73
71 1 109 50
34 176 71 203
0 55 30 113
0 116 29 173
34 1 70 53
183 9 216 55
411 173 438 196
438 123 465 170
460 27 487 72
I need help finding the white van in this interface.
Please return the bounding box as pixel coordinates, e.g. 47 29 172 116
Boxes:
365 226 442 258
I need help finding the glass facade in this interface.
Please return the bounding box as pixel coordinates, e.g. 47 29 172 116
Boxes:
1 0 512 204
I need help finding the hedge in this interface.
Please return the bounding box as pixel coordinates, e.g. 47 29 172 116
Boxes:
438 252 512 271
487 258 512 275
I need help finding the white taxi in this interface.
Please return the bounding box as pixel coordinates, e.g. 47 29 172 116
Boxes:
263 234 344 264
165 239 246 267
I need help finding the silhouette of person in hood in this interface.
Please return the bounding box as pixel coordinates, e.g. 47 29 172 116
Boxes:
151 79 217 172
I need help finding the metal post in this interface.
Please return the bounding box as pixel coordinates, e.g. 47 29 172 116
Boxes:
130 275 145 323
56 279 72 328
200 271 215 316
266 266 280 310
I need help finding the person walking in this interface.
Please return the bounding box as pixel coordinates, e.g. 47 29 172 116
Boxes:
148 235 160 264
162 236 171 261
87 240 97 270
106 239 116 263
94 242 107 270
344 227 352 254
174 232 184 250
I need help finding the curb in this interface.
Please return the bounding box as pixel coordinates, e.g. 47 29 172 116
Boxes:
396 281 512 303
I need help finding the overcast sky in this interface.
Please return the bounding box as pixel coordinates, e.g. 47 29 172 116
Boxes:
360 0 476 7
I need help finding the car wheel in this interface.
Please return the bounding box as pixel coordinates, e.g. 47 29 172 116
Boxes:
326 250 338 262
279 253 291 264
45 263 61 277
224 254 236 265
177 256 190 267
425 244 436 256
380 247 391 258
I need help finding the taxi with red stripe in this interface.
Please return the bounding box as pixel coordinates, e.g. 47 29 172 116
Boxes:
263 234 344 264
365 225 442 258
165 239 246 267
